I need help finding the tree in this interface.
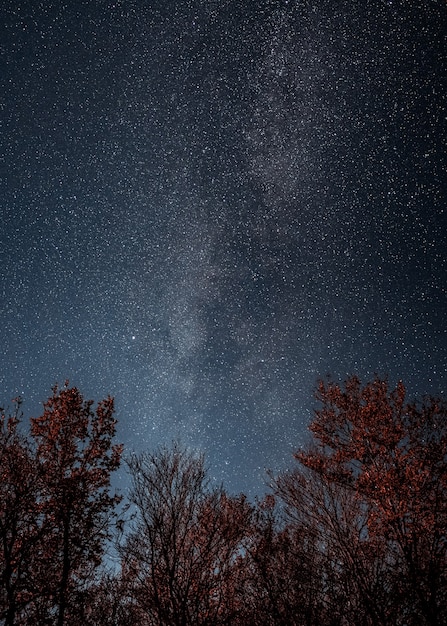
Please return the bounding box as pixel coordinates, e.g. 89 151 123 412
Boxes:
274 464 397 625
80 572 136 626
28 383 123 625
241 495 330 626
276 376 447 626
120 442 253 625
0 399 41 626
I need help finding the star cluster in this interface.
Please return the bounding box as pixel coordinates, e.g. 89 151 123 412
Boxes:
1 0 446 495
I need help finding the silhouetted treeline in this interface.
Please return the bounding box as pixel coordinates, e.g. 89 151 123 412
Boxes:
1 377 446 625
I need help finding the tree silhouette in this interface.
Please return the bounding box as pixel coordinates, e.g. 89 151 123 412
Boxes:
242 495 328 626
0 384 122 625
0 399 42 626
29 383 123 626
1 376 445 625
120 442 252 625
275 376 447 626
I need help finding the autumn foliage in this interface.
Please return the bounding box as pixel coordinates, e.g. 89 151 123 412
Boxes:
0 384 122 626
1 376 446 625
275 376 447 625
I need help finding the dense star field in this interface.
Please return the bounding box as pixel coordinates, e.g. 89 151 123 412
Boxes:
1 0 446 496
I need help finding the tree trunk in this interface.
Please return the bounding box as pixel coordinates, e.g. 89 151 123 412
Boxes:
57 516 71 626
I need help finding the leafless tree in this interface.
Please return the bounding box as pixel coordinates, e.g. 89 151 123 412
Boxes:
120 442 252 625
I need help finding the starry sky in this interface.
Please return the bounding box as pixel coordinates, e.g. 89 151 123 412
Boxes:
2 0 446 496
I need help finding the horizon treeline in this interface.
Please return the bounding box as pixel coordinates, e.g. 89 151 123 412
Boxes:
1 377 446 625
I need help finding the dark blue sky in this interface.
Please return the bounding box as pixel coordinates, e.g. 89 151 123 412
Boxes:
2 0 446 496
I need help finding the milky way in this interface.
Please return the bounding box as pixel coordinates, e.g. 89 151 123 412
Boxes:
2 0 446 495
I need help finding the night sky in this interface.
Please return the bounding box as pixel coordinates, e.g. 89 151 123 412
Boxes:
2 0 446 496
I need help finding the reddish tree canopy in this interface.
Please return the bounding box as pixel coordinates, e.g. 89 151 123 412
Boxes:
294 376 447 625
0 384 123 626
